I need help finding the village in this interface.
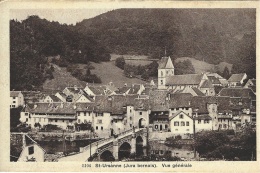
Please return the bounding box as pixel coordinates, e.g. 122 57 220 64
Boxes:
10 56 256 162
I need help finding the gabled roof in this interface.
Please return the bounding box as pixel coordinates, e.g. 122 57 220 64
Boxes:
207 76 222 85
10 133 45 162
30 102 77 114
128 84 141 95
87 86 107 95
56 92 67 98
168 93 193 108
206 73 224 79
149 90 169 111
166 74 203 86
10 91 21 97
200 80 214 88
228 73 246 82
192 87 205 96
169 111 192 121
116 86 131 94
191 96 217 114
158 56 174 69
218 88 255 100
48 95 61 102
65 87 84 94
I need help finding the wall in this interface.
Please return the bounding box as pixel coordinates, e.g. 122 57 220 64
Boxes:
94 112 111 138
169 112 193 136
18 144 45 162
133 110 149 128
77 111 93 124
195 119 212 132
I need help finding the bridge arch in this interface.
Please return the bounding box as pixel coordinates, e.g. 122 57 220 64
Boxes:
136 136 144 157
138 118 146 128
118 142 131 161
100 150 115 161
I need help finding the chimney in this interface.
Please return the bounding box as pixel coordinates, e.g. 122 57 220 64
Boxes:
74 85 78 91
73 105 77 109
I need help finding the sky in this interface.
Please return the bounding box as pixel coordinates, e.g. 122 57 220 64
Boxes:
10 9 113 25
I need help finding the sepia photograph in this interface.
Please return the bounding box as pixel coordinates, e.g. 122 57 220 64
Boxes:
0 0 259 172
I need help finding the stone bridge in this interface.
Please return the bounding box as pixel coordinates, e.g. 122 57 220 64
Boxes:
58 127 147 162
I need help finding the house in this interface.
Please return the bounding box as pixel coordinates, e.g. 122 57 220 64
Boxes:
10 91 24 108
207 76 222 86
194 114 212 132
191 96 219 130
84 85 114 99
10 133 45 162
128 84 145 95
169 111 193 139
55 92 67 102
43 95 62 103
244 79 256 93
180 87 205 96
20 102 77 130
149 90 170 132
206 73 228 86
199 80 215 96
228 73 247 87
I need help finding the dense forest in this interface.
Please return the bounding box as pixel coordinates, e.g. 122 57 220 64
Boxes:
11 9 256 90
76 9 256 78
10 16 110 90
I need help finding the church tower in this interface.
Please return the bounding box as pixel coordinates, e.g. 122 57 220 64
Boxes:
157 56 174 89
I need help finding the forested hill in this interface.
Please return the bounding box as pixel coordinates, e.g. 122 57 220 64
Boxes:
10 16 110 90
76 9 256 78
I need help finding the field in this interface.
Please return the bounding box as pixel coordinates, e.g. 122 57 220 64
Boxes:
175 57 233 74
90 61 146 86
43 64 86 91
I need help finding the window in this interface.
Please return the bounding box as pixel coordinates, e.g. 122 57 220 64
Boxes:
25 113 28 116
84 120 87 124
130 109 132 113
28 146 34 155
175 129 178 131
204 120 209 124
219 124 222 128
223 124 227 129
96 126 98 130
139 112 142 115
186 129 189 131
165 124 168 129
13 101 16 103
155 125 158 129
130 124 132 127
161 71 163 76
186 122 189 126
98 119 102 124
101 126 103 130
179 114 183 119
160 150 164 154
78 119 80 123
161 80 163 85
12 105 15 108
181 121 185 126
174 121 179 126
84 112 86 116
13 97 15 99
198 120 201 124
26 118 28 122
130 117 132 120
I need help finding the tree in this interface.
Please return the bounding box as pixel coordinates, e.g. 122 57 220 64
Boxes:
222 66 230 79
175 60 195 75
194 131 229 156
115 56 125 70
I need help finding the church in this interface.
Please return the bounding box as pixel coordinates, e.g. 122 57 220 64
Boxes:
157 56 215 96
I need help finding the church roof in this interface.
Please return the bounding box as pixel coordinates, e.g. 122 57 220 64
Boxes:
166 74 203 86
158 57 174 69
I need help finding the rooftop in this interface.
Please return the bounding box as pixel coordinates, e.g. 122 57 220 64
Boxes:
166 74 203 86
228 73 246 82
